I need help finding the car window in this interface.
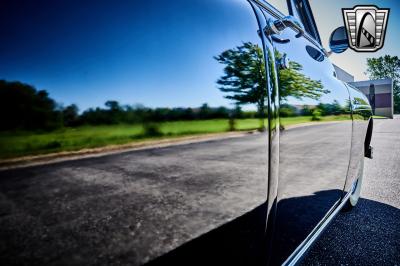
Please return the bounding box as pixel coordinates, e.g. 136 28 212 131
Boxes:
308 0 344 48
289 0 321 44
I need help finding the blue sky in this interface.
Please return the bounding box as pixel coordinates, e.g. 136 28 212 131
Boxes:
1 0 260 110
1 0 399 111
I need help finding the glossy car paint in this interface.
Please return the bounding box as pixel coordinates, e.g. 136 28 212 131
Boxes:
114 1 270 264
0 0 372 265
345 83 373 194
257 2 351 264
252 0 371 264
250 4 281 264
103 0 371 264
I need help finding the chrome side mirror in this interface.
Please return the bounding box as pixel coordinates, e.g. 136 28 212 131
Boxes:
329 26 349 54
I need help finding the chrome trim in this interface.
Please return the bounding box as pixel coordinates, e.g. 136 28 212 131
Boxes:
282 192 352 266
264 16 305 38
251 0 328 56
248 3 280 263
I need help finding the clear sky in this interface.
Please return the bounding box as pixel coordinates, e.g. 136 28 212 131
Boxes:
0 0 260 111
1 0 399 111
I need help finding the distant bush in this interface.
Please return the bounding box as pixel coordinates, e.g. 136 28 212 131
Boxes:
143 123 163 137
317 101 343 116
280 104 297 117
311 109 322 121
280 108 296 117
228 117 236 131
301 106 314 116
44 141 62 149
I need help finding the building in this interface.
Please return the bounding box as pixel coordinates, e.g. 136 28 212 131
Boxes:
333 65 354 83
348 78 393 118
333 64 393 118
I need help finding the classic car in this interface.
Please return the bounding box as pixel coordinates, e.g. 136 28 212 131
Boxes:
140 1 373 264
0 0 373 265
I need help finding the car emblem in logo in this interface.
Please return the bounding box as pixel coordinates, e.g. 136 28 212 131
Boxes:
342 5 389 52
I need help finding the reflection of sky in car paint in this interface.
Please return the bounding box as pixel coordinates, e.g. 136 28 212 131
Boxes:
0 0 257 110
0 0 399 110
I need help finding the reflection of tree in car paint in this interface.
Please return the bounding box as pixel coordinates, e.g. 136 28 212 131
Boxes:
274 51 328 101
215 43 328 105
214 42 267 117
215 43 330 126
353 97 369 106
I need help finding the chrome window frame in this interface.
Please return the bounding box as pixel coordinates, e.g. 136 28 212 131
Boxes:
252 0 328 56
288 0 322 45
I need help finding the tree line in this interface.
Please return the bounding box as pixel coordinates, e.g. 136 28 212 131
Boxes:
280 101 347 117
79 102 261 126
2 46 396 132
0 80 260 131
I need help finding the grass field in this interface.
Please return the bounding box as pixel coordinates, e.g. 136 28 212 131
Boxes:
0 115 350 159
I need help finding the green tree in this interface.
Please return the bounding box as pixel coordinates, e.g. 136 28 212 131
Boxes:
278 60 328 101
62 104 79 127
199 103 212 119
105 100 123 123
215 43 327 116
0 80 62 131
105 100 121 112
365 55 400 113
214 42 267 117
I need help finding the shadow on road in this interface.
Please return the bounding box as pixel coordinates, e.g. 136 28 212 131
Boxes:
1 177 398 266
146 202 269 266
302 197 400 265
147 194 400 266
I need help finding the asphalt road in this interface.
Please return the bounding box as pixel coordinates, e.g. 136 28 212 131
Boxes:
302 116 400 265
0 131 270 266
0 118 399 265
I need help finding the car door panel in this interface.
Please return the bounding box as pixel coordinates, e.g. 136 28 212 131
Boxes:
0 1 270 265
253 1 353 264
345 83 373 194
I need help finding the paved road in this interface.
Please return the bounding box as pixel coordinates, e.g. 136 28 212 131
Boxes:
0 132 270 266
302 116 400 265
0 118 399 265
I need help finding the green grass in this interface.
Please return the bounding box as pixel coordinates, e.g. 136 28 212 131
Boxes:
281 116 313 126
280 114 350 126
0 119 259 159
0 116 351 159
372 115 387 119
